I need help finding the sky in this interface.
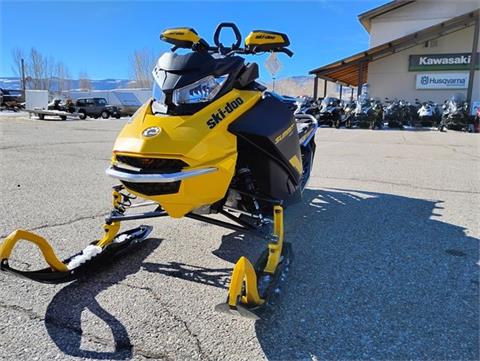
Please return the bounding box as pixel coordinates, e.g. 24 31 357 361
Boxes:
0 0 386 81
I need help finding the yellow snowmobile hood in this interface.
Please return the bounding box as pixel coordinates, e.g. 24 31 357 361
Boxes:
111 89 261 217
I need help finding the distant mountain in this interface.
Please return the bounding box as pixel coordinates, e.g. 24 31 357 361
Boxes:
1 75 351 99
266 76 315 97
266 75 351 99
0 77 134 91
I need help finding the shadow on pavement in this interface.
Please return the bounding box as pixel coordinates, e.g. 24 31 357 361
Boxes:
255 189 479 360
142 261 232 289
44 238 162 360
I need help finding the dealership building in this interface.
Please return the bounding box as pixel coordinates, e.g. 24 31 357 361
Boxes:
310 0 479 111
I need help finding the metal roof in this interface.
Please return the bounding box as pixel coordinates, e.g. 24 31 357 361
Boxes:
358 1 415 32
310 9 479 87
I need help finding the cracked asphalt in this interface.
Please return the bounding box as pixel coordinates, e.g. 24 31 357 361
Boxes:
0 113 478 361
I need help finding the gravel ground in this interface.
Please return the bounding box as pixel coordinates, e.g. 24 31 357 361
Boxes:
0 114 478 361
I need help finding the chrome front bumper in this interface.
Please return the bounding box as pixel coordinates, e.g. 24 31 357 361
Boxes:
105 166 217 183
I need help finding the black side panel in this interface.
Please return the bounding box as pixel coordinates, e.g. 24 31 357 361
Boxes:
229 95 302 201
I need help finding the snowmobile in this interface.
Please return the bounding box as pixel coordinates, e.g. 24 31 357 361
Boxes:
0 23 318 319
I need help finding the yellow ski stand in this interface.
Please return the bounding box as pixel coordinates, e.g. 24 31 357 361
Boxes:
216 204 291 319
264 205 284 274
227 256 264 308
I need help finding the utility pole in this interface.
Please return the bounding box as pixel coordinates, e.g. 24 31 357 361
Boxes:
21 58 26 93
466 13 479 112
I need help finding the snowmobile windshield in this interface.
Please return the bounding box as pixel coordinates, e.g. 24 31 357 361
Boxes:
321 97 336 107
451 93 465 104
449 102 459 114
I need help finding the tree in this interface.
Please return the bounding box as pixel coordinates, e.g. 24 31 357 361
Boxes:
79 71 92 91
27 47 54 90
129 48 156 88
11 48 27 91
11 48 25 78
55 62 71 93
11 47 74 93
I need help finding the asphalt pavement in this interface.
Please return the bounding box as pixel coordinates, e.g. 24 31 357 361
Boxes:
0 114 478 360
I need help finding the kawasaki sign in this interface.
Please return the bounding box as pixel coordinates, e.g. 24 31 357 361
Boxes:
415 73 469 89
409 53 480 71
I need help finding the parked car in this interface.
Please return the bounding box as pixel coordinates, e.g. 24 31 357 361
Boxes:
0 88 24 111
75 97 121 119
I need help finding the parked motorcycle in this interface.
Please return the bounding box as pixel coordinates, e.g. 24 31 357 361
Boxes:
383 99 404 129
439 94 469 132
317 97 341 127
369 99 384 129
402 100 420 126
294 96 320 120
337 100 353 128
346 98 375 129
417 101 439 127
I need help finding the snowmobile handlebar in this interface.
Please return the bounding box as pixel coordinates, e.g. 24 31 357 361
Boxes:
161 23 293 57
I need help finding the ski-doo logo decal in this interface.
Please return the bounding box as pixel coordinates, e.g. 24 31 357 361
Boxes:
255 34 276 40
206 97 244 129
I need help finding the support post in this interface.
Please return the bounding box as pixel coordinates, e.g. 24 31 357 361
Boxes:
466 14 479 111
21 58 26 94
350 87 354 101
357 62 364 99
339 85 343 100
313 76 318 99
323 79 327 97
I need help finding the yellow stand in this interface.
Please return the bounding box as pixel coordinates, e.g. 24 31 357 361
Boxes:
226 204 284 309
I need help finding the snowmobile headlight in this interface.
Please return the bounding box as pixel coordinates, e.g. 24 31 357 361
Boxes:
172 75 227 105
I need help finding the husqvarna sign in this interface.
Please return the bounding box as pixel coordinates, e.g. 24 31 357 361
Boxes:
409 53 480 71
415 73 469 90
